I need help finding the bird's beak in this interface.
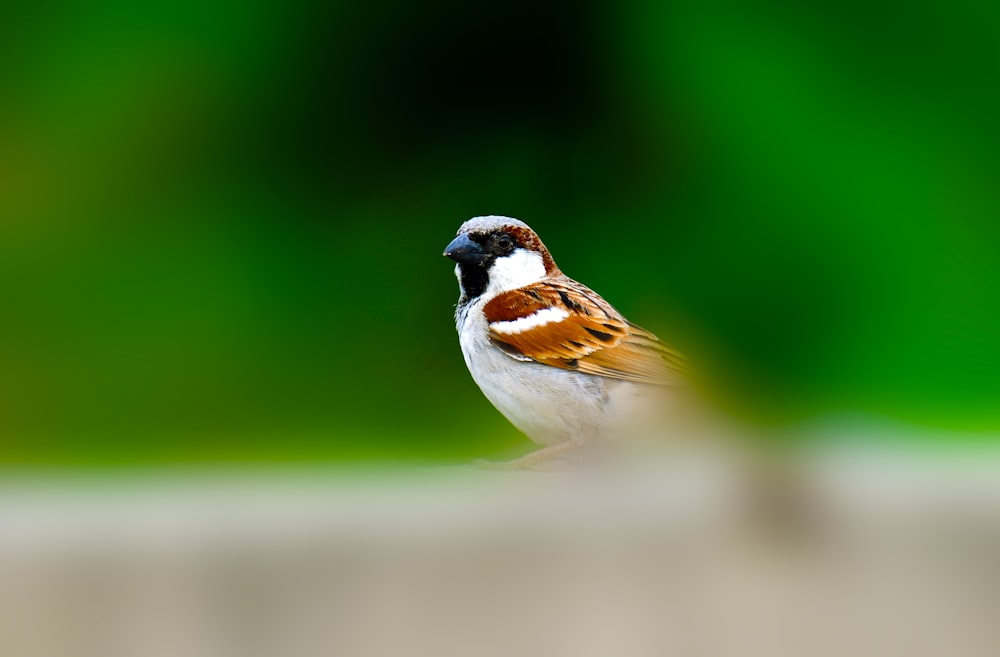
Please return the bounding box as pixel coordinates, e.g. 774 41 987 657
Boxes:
443 234 488 265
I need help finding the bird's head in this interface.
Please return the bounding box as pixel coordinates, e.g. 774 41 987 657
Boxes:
444 216 560 302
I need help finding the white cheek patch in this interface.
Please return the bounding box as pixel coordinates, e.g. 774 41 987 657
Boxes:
492 307 569 335
483 248 547 298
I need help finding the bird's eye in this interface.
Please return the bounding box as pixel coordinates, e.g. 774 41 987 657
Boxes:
497 235 513 250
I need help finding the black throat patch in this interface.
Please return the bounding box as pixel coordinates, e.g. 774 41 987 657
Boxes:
458 262 489 303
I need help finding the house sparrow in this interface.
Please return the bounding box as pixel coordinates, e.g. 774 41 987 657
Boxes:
444 216 688 468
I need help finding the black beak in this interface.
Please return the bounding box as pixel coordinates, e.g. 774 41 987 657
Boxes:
443 234 488 265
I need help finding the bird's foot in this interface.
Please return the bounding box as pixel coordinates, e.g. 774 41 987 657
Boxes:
472 440 579 471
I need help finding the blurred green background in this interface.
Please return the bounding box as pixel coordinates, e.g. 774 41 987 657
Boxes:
2 0 998 464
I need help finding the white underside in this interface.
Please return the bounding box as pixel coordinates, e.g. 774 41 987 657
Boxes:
457 297 609 445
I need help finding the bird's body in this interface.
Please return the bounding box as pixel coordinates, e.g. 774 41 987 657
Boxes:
445 216 687 467
456 291 612 446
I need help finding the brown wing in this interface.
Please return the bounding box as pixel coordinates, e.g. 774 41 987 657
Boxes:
482 278 688 385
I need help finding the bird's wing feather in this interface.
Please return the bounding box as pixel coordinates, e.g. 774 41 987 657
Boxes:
482 278 688 385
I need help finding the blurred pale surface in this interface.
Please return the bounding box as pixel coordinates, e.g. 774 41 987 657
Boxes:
1 450 999 657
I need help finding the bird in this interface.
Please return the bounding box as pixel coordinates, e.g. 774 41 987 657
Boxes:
443 215 688 468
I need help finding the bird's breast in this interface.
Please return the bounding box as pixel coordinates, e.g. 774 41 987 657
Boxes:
456 304 612 446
